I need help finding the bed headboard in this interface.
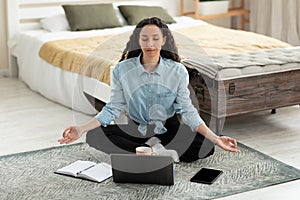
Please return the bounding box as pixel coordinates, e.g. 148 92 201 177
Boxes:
6 0 179 77
7 0 177 32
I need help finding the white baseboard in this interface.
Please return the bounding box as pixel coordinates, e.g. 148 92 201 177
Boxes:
0 69 9 77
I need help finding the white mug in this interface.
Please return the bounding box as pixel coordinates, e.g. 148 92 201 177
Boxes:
135 146 155 156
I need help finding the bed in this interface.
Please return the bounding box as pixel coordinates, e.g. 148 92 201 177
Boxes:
7 0 300 133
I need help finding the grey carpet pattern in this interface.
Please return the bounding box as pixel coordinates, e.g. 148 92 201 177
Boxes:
1 142 300 200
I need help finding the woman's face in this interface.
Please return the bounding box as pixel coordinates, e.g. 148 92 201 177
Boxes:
139 24 166 59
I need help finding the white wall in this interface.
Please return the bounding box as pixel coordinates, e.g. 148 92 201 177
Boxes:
0 0 8 71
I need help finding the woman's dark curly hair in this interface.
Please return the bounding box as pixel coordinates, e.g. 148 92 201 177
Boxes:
119 17 181 63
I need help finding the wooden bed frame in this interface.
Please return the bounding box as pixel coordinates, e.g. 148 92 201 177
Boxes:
187 67 300 134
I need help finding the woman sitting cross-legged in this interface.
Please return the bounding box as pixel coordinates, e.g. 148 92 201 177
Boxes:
58 17 240 163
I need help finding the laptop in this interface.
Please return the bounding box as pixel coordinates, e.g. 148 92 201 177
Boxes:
110 154 174 186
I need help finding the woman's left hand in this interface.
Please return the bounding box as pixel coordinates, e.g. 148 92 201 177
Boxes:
216 136 240 152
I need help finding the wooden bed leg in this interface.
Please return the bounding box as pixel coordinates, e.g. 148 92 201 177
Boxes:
215 117 225 136
83 92 105 112
271 109 276 114
209 116 224 136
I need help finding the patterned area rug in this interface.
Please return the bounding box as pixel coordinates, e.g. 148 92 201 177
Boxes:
1 142 300 200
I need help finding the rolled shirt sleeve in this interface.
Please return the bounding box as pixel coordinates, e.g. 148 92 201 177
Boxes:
175 67 204 131
95 64 126 126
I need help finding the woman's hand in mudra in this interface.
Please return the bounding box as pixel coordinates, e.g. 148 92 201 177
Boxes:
216 136 240 152
58 126 83 144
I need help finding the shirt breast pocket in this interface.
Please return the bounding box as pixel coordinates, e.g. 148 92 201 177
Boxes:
158 92 176 108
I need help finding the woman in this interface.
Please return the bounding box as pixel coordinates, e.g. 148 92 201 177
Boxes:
58 17 239 162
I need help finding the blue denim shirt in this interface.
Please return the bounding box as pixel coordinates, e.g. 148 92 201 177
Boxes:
95 54 203 135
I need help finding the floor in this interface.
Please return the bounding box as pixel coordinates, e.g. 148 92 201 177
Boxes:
1 77 300 199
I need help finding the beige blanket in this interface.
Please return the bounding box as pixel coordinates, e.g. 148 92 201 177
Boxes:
39 24 291 85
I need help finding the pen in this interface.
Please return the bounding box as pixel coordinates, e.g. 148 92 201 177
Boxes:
77 164 96 175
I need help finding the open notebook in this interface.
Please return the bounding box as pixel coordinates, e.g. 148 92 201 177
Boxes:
55 160 112 183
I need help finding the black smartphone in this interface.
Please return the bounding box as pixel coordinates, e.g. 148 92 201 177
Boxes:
190 168 223 184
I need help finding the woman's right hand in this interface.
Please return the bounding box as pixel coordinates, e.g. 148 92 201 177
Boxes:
58 126 84 144
58 118 102 144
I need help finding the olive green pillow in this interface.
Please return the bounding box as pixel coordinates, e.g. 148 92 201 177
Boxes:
63 4 122 31
118 5 176 25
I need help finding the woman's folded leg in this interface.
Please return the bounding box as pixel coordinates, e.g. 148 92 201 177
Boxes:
86 122 149 154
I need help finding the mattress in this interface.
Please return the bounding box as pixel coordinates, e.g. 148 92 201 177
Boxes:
183 46 300 81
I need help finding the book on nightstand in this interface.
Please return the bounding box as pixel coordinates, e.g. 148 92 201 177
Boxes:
54 160 112 183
